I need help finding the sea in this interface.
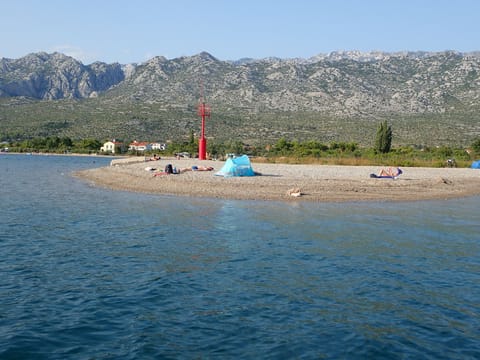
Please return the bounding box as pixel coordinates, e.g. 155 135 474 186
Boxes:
1 154 479 359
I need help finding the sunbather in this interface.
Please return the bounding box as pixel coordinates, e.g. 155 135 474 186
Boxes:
370 167 403 179
192 165 214 171
154 164 214 176
180 165 214 172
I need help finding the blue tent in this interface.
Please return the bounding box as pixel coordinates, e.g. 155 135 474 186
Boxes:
215 155 256 177
471 160 480 169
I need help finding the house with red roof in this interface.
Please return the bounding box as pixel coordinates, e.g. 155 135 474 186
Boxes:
128 141 152 152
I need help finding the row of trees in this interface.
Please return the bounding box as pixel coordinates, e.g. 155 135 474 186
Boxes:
3 122 480 167
3 136 102 153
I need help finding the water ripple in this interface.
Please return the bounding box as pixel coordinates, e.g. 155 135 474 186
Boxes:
1 155 479 359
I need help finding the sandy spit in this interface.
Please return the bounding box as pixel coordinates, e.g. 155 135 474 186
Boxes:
74 157 480 202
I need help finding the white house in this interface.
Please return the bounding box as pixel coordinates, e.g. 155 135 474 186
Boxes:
151 142 167 151
128 141 152 152
100 140 124 154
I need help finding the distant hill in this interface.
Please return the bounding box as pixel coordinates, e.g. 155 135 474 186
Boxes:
0 52 125 99
1 51 480 146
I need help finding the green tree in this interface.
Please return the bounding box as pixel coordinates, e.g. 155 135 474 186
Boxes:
77 138 102 151
189 129 195 145
374 121 392 154
45 136 61 150
207 141 225 159
274 137 293 155
224 140 244 155
472 138 480 154
61 137 73 148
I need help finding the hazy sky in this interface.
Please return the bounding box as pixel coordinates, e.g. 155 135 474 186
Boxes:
1 0 479 64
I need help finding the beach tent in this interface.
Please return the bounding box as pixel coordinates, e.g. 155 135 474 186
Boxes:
471 160 480 169
215 155 256 177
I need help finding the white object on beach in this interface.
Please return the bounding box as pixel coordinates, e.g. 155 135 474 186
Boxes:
287 188 302 197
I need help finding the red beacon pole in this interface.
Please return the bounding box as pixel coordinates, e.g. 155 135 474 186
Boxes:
197 101 210 160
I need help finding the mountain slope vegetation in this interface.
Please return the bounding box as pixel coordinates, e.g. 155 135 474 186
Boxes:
1 51 479 146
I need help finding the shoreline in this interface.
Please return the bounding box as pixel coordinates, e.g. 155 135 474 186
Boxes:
1 151 122 158
74 158 480 202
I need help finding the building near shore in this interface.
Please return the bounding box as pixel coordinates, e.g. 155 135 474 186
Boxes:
100 139 124 154
128 141 152 152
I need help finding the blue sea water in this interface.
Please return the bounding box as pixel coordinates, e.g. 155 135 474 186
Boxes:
0 154 479 359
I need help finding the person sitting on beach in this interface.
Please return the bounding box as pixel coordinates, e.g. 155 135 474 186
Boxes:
371 167 403 179
153 164 179 176
149 154 161 161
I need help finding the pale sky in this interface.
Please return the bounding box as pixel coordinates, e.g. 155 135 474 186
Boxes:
1 0 479 64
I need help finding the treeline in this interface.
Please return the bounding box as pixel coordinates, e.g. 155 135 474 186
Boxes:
3 133 480 168
3 136 102 154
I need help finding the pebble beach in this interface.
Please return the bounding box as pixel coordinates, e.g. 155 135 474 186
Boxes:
74 157 480 202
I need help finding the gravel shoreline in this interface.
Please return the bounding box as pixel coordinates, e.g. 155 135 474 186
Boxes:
74 157 480 202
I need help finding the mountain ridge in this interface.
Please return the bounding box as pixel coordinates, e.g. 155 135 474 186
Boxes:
1 51 479 146
2 50 479 113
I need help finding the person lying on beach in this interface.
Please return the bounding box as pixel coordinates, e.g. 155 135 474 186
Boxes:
153 164 215 176
180 165 214 172
192 165 214 171
153 169 181 176
149 154 161 161
370 167 403 179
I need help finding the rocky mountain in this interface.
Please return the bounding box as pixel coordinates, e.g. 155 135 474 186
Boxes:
2 50 479 116
1 51 480 146
0 52 125 99
113 50 480 118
